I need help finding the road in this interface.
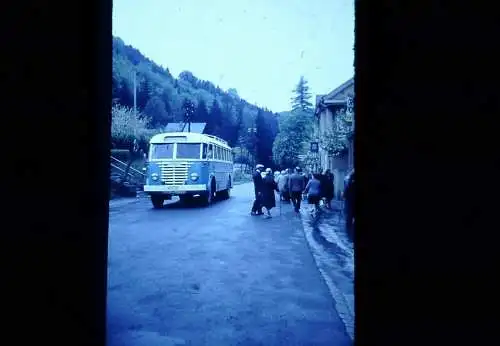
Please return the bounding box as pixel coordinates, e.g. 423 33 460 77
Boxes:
107 183 352 346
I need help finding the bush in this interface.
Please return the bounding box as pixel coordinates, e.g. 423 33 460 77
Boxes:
112 105 152 148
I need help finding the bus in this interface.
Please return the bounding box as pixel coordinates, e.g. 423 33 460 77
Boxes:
144 132 234 208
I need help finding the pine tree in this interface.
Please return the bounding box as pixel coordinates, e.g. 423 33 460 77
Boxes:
206 99 223 136
137 78 152 110
144 96 169 128
194 99 209 123
255 109 274 168
291 76 313 114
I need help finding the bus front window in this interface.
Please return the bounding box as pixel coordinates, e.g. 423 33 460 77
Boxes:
176 143 202 159
151 144 174 159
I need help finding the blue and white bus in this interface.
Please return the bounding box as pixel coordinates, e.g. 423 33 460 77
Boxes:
144 132 234 208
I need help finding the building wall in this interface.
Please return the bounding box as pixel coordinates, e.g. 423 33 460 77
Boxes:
316 79 355 199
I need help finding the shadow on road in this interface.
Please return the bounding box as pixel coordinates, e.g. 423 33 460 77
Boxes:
152 196 231 210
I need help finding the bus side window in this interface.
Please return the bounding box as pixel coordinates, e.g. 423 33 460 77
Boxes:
207 144 213 159
202 143 208 159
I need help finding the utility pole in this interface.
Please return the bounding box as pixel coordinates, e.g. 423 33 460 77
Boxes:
133 70 137 117
133 70 137 138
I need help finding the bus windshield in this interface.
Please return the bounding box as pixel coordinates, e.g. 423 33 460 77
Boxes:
176 143 201 159
150 143 174 159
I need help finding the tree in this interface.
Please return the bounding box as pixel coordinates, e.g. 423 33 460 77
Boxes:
136 77 152 110
319 108 352 157
291 76 313 114
179 71 198 85
206 99 223 136
231 103 245 146
144 96 169 128
272 112 313 168
111 104 151 148
272 132 303 169
227 88 240 100
194 99 209 123
255 109 274 168
113 78 134 108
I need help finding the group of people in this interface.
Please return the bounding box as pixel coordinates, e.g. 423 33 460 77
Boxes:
250 164 355 231
250 164 279 219
275 168 335 213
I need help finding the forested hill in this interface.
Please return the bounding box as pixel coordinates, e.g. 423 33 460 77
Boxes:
112 36 279 167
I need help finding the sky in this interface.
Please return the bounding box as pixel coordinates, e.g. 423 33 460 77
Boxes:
112 0 354 113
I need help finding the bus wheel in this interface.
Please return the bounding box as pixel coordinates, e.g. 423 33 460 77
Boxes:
219 189 230 200
201 180 216 206
151 196 164 209
220 176 232 200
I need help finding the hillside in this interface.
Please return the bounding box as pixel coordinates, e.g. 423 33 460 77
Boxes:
112 36 279 168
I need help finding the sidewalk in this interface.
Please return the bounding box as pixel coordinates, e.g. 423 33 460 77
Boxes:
298 200 355 341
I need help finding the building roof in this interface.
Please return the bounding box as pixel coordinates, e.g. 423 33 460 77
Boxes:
164 122 207 133
315 77 354 116
325 77 354 100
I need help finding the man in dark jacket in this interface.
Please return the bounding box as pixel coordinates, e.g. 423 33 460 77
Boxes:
251 164 265 215
288 167 306 213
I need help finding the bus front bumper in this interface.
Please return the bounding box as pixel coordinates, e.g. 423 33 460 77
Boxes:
143 184 207 194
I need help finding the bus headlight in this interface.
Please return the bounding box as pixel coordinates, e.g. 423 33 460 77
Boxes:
190 173 199 181
151 173 159 181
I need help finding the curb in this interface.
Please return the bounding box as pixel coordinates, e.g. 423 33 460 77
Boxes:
298 208 355 342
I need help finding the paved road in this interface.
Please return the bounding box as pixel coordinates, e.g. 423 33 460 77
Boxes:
107 183 351 346
299 204 355 340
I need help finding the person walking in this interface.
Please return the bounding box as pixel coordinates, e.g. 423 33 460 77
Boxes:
288 167 306 213
321 169 335 209
302 171 310 201
261 168 279 218
277 169 290 203
304 173 323 216
251 164 265 215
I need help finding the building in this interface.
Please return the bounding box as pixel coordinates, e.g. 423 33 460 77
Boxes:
315 78 354 199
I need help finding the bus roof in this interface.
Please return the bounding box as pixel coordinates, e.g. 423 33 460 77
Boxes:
149 132 231 149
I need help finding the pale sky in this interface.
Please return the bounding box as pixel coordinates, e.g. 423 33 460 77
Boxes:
112 0 354 112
